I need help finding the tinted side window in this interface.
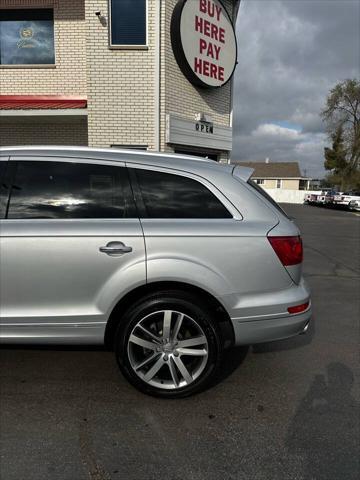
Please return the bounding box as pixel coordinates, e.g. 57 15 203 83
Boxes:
247 179 290 219
7 161 135 219
0 160 9 218
134 169 232 219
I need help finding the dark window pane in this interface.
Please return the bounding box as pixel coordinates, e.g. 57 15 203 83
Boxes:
0 160 9 218
110 0 146 45
247 179 290 219
8 161 135 219
135 169 232 219
0 160 7 181
0 9 55 65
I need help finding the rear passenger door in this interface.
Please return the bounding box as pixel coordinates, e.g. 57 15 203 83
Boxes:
0 157 145 342
128 166 249 296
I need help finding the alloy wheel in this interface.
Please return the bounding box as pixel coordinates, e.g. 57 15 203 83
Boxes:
127 310 209 390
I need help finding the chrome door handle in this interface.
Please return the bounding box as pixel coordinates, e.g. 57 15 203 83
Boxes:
99 241 133 255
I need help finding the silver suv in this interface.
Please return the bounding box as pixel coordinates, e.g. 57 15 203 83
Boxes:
0 147 311 397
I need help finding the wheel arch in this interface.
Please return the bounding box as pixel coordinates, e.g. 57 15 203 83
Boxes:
104 281 235 350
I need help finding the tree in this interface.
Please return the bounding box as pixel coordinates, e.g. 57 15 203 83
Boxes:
321 79 360 190
324 126 347 172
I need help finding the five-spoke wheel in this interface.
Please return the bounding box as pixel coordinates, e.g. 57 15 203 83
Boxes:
115 291 222 397
128 310 209 389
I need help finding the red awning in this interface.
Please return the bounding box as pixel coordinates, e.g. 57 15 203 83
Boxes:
0 95 87 110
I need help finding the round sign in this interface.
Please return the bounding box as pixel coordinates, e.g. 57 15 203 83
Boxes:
171 0 237 88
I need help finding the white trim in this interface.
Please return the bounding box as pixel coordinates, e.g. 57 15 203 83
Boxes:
0 64 56 69
252 176 303 180
229 0 241 163
153 0 161 151
0 109 87 117
108 0 148 48
108 45 148 50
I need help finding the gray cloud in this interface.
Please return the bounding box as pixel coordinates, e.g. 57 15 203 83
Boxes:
232 0 360 177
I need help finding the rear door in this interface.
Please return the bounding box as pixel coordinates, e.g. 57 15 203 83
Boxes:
0 156 145 343
128 165 292 300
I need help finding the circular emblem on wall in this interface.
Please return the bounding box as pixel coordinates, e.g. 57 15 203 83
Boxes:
171 0 237 89
20 27 34 39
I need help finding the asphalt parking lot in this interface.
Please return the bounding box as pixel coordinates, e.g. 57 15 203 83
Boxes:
0 204 359 480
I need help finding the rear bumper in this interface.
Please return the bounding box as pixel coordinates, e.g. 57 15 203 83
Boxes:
231 308 311 345
218 277 312 345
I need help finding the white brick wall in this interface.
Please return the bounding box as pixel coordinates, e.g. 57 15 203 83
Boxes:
0 120 88 145
85 0 156 149
0 0 237 157
0 0 87 95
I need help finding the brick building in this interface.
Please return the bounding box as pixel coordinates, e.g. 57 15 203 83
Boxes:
0 0 240 162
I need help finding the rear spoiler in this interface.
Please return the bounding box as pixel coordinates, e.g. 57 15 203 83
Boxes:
232 165 254 182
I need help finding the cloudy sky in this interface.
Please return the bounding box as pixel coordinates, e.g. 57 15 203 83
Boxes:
232 0 360 178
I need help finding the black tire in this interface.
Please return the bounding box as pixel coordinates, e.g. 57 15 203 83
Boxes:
114 290 223 398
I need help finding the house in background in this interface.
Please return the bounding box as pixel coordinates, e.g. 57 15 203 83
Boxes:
232 161 311 190
308 178 322 190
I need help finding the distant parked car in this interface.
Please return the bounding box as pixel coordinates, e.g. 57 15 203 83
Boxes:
304 189 334 206
304 193 320 204
333 191 360 208
349 199 360 211
317 190 340 206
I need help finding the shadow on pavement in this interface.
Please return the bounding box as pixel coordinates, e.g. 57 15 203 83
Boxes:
213 317 315 386
214 345 249 384
286 363 359 479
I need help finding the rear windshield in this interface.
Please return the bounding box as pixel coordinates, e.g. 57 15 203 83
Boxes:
247 179 290 219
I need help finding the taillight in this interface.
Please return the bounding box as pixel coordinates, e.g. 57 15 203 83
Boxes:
288 302 309 314
268 236 303 266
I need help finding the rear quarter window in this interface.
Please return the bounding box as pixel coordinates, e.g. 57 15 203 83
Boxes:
133 169 232 219
247 179 290 219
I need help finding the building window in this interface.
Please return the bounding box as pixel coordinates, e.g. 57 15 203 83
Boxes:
255 179 264 185
276 179 282 189
0 9 55 65
109 0 147 47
